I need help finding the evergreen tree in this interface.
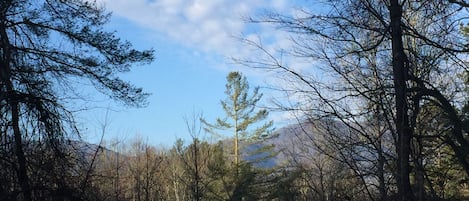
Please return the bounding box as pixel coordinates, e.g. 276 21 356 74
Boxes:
202 71 274 200
203 71 273 167
0 0 154 200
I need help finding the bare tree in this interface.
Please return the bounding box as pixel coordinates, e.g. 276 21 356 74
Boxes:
240 0 469 200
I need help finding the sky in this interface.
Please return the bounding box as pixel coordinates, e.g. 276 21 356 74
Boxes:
80 0 309 147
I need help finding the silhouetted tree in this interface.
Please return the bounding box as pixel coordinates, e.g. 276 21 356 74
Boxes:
0 0 154 200
242 0 469 200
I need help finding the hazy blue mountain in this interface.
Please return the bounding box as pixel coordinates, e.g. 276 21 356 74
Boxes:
71 120 334 169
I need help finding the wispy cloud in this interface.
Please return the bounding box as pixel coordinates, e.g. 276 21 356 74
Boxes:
97 0 314 124
97 0 292 58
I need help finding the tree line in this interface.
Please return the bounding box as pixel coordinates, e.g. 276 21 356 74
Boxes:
1 0 469 201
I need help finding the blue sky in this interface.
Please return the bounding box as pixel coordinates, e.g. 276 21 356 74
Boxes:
80 0 308 146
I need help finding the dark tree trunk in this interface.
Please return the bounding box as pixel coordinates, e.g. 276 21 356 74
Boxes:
11 102 32 201
389 0 414 200
0 16 32 201
377 144 387 201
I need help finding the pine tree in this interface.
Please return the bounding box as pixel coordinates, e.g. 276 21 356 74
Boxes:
203 71 273 167
0 1 154 200
202 71 274 200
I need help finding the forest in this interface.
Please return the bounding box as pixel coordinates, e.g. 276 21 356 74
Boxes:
1 0 469 201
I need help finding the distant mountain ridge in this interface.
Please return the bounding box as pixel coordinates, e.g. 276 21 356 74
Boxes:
71 121 323 169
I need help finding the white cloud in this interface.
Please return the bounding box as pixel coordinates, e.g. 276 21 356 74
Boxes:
97 0 295 60
185 3 205 21
97 0 315 101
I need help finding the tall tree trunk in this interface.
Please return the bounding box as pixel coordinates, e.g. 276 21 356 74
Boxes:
0 12 32 201
115 152 120 201
234 110 239 179
389 0 414 200
11 101 32 201
377 143 387 201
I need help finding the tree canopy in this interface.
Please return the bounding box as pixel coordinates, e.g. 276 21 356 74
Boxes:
0 0 154 200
